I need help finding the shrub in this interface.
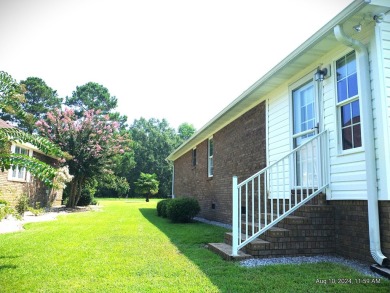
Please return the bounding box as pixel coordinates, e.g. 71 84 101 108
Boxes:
157 199 172 218
166 197 200 223
15 194 29 215
27 202 45 216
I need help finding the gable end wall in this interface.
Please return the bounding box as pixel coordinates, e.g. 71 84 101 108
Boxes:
173 101 266 223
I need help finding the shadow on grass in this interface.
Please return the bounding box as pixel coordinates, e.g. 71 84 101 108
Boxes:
139 207 238 291
0 265 17 271
139 207 390 293
0 255 20 271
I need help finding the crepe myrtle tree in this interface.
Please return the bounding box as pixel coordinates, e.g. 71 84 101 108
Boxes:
36 108 130 208
134 172 159 202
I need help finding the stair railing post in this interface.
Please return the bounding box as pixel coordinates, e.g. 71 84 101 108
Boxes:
232 176 239 256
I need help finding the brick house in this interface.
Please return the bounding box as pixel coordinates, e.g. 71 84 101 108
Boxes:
0 119 63 207
167 0 390 269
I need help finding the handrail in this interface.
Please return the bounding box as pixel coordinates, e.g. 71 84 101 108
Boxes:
238 130 327 188
232 130 329 256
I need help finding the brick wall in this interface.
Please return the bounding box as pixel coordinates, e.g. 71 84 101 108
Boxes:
0 152 63 207
173 101 266 223
330 200 390 263
0 171 27 206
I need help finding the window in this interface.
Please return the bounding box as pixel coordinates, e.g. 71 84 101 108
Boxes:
8 145 32 182
208 137 213 177
192 148 197 167
336 51 362 151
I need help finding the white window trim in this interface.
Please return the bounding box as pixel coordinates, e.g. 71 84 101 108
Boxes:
208 137 213 178
334 50 364 156
192 147 197 167
8 144 33 183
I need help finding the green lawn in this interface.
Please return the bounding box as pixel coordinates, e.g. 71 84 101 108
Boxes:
0 199 388 292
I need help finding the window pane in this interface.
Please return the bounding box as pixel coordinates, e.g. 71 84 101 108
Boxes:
346 52 356 74
353 124 362 148
337 79 347 102
342 127 353 150
348 73 358 98
209 139 213 156
336 58 346 81
351 100 360 124
341 104 351 127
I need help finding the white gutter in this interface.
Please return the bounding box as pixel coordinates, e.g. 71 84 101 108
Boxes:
334 24 388 266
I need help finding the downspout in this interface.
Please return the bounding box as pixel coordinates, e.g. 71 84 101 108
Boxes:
171 163 175 198
334 25 388 266
165 158 175 198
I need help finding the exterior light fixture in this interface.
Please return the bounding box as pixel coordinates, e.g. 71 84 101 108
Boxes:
314 67 328 82
353 24 362 32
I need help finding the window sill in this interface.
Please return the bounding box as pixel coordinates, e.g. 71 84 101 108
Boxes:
337 146 364 157
8 178 29 183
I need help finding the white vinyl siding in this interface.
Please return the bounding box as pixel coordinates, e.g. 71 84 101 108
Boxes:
373 16 390 201
267 89 291 198
264 21 390 201
267 90 290 165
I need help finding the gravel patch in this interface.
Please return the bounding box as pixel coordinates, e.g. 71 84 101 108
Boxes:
241 255 383 278
194 217 232 229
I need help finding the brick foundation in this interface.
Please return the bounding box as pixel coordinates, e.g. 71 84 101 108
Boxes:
329 200 390 264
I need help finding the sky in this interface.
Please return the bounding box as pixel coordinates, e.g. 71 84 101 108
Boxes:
0 0 354 130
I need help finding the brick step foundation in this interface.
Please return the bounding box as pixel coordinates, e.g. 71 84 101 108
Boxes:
208 204 335 260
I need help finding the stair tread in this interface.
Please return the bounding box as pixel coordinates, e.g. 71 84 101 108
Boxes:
226 232 270 244
208 243 252 261
242 214 308 221
251 223 289 231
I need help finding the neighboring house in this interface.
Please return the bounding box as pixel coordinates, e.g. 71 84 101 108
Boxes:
167 0 390 270
0 119 63 207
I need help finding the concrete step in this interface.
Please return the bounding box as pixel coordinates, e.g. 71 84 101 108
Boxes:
207 242 252 261
224 232 270 248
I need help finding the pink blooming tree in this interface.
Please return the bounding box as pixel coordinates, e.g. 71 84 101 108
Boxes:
36 108 129 207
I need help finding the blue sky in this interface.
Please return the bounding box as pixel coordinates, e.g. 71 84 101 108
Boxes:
0 0 353 130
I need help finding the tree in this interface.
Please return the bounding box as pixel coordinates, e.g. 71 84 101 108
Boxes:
0 71 28 122
18 77 62 133
65 82 118 117
128 118 177 197
36 108 130 207
0 71 66 186
134 172 159 202
177 122 196 142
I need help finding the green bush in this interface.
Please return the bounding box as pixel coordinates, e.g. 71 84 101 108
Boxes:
157 199 172 218
15 194 29 215
166 197 200 223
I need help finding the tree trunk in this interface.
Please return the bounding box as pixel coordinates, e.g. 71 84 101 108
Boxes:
66 175 85 208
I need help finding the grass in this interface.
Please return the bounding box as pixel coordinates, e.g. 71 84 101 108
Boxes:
0 199 388 292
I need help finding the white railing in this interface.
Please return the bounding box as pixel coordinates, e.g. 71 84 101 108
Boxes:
232 130 329 255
